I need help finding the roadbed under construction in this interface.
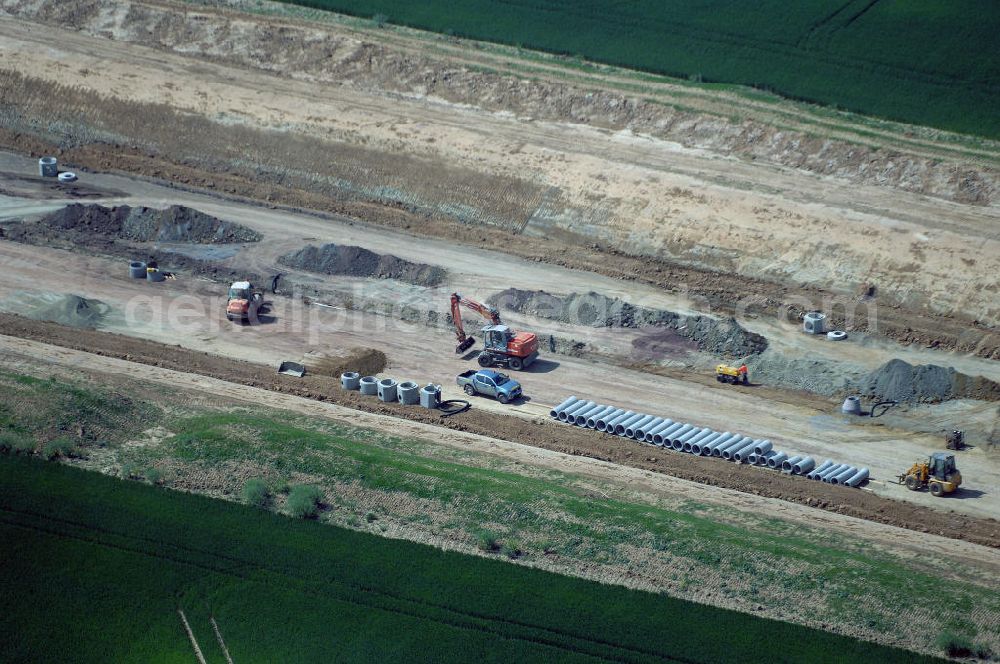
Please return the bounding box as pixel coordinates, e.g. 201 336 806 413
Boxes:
3 312 997 550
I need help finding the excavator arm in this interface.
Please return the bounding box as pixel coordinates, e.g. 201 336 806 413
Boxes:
451 292 501 353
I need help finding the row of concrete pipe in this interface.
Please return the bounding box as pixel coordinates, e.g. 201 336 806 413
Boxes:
549 396 869 488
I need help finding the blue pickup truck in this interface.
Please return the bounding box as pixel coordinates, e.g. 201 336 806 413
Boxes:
456 369 523 404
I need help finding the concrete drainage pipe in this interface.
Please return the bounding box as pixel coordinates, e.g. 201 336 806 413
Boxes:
596 408 626 431
793 457 816 475
587 406 619 428
636 417 665 440
766 451 789 469
653 423 686 446
568 403 604 427
359 376 378 396
575 403 607 426
645 419 675 443
626 415 657 439
757 450 778 467
550 396 579 418
397 381 420 405
721 437 752 460
781 456 803 472
615 413 647 436
687 429 717 454
753 440 773 455
561 400 595 422
808 460 835 480
129 261 147 279
731 440 758 463
377 378 398 402
597 408 635 432
341 372 361 390
419 384 441 408
711 434 742 457
604 410 635 432
845 468 869 487
819 464 847 482
830 466 857 485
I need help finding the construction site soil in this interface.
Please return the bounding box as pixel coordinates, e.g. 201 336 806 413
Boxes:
3 312 997 550
4 126 995 360
490 288 768 357
862 358 1000 404
279 243 446 287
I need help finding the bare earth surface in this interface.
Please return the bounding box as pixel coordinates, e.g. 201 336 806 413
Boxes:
1 0 999 656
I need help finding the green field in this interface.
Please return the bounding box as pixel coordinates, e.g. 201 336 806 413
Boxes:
279 0 1000 138
0 457 941 663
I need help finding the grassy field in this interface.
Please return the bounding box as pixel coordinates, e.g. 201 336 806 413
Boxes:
4 367 998 658
278 0 1000 138
0 456 944 663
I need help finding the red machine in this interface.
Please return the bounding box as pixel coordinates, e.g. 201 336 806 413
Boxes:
450 292 539 371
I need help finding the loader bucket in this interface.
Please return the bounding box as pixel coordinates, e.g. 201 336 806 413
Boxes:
455 337 476 354
277 361 306 377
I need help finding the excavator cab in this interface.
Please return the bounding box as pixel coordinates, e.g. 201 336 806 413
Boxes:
483 325 512 352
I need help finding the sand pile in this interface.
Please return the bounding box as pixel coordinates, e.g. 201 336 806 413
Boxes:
24 294 110 329
861 359 1000 403
279 244 445 287
309 348 388 378
42 204 260 243
489 288 767 356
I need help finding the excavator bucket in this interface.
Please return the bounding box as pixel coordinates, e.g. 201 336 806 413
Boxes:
277 361 306 377
455 337 476 354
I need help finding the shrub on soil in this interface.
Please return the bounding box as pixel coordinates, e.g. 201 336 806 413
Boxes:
287 484 324 519
43 437 76 460
242 478 271 508
936 631 973 658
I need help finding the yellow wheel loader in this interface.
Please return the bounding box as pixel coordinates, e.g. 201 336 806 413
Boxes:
898 452 962 497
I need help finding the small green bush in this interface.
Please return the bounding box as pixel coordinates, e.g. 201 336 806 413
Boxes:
475 530 499 552
0 431 22 454
287 485 324 519
145 468 163 485
365 512 378 523
936 631 973 658
242 478 270 508
975 643 993 660
121 463 137 480
372 13 388 28
502 540 523 559
43 438 76 460
11 437 37 455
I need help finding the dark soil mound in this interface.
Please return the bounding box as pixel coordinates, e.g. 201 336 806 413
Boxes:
279 244 445 287
310 348 388 378
489 288 767 356
42 203 260 243
862 359 1000 403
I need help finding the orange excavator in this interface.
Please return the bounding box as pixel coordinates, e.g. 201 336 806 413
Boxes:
450 292 539 371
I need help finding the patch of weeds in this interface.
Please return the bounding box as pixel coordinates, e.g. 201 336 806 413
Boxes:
43 437 76 460
474 529 500 553
121 463 137 480
502 540 523 560
145 468 163 485
346 515 360 527
366 511 378 523
936 631 973 658
241 478 270 508
287 485 324 519
0 431 24 454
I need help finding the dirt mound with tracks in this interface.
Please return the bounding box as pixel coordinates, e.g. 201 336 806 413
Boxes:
40 203 260 243
19 294 110 329
279 244 446 287
490 288 768 357
862 359 1000 403
3 312 997 550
